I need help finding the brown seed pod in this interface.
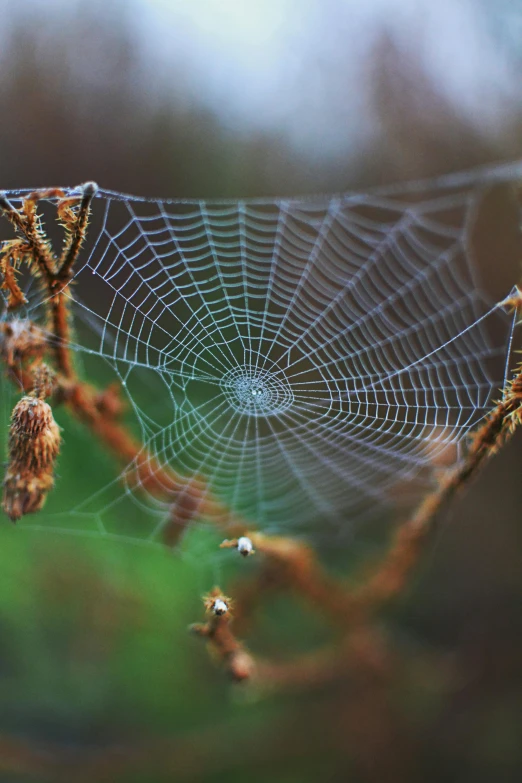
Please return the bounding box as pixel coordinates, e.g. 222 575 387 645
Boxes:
2 396 61 522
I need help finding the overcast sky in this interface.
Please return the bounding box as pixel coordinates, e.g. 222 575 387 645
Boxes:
134 0 522 156
5 0 522 163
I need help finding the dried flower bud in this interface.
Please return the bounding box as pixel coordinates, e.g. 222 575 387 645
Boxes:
220 535 255 556
237 536 254 557
204 588 232 617
193 588 253 682
2 395 61 522
211 598 229 616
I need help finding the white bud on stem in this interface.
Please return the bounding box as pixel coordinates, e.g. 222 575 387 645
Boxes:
211 598 229 616
237 536 254 557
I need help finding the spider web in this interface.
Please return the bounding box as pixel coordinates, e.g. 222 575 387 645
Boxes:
1 162 521 547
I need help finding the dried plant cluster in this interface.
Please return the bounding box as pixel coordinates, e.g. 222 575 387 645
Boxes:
0 185 522 701
3 383 61 521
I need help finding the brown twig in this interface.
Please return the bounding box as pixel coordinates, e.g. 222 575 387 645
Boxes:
352 363 522 611
2 184 522 704
0 187 249 535
0 190 58 278
0 185 95 377
191 587 255 681
213 362 522 680
48 183 98 377
59 377 246 533
223 532 359 624
56 182 97 278
0 252 27 310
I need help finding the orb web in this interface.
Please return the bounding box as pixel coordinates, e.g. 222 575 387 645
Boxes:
0 161 520 546
220 366 294 416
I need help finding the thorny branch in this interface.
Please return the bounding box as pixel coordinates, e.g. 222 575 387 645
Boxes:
0 185 521 696
202 325 522 680
190 587 255 682
0 186 245 536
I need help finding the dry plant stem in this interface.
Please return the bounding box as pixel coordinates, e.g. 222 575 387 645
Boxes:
0 255 27 309
353 365 522 610
0 188 247 534
50 185 98 377
224 365 522 627
192 588 255 681
63 379 244 530
1 349 242 529
0 192 56 278
210 371 522 692
0 187 93 377
228 532 359 624
163 483 205 547
49 284 74 378
57 184 97 279
3 356 244 531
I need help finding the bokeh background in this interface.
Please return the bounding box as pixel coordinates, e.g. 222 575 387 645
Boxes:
0 1 522 781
